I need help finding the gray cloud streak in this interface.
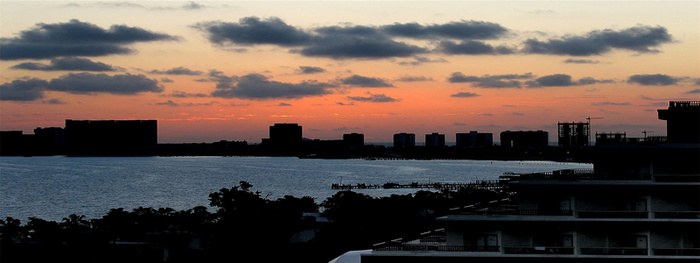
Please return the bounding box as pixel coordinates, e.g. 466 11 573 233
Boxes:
11 57 120 71
522 25 672 56
0 19 179 60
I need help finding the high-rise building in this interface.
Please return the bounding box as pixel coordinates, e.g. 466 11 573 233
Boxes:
558 122 589 147
269 123 302 147
425 133 445 147
658 101 700 143
456 131 494 148
393 133 415 148
353 101 700 263
343 133 365 147
65 119 157 156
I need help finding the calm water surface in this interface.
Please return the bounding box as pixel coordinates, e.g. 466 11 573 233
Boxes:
0 156 592 221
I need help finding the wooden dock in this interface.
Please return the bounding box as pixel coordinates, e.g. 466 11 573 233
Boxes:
331 180 503 191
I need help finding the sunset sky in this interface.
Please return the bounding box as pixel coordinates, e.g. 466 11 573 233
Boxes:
1 1 698 143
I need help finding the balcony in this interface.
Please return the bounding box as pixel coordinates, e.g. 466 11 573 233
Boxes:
653 248 700 256
580 247 648 255
504 246 574 254
577 211 649 219
654 211 700 219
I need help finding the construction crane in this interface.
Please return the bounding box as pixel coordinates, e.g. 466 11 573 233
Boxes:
586 116 603 124
586 116 603 145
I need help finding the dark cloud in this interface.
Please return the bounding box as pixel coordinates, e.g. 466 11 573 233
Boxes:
395 75 433 82
397 56 448 66
156 100 179 107
160 78 174 83
0 78 49 101
347 93 398 103
448 72 533 88
527 74 614 87
47 73 163 95
10 57 120 71
42 99 67 105
154 100 219 107
149 66 203 75
194 17 517 59
450 72 612 88
438 40 515 55
685 89 700 94
563 58 599 64
210 73 334 99
450 92 480 98
530 74 574 87
381 20 508 40
578 77 615 85
340 75 394 87
164 91 209 98
193 17 312 46
298 66 326 74
522 25 673 56
0 19 179 60
300 25 427 59
627 74 681 86
278 102 292 106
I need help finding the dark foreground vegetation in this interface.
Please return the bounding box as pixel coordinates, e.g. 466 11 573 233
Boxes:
0 181 505 263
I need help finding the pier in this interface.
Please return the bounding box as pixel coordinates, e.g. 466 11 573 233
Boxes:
331 180 503 191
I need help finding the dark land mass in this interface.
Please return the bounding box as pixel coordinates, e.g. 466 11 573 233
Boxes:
0 181 506 263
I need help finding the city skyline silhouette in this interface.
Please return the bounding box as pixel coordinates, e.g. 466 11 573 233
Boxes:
1 1 698 144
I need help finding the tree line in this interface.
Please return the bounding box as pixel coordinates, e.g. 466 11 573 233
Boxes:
0 181 505 263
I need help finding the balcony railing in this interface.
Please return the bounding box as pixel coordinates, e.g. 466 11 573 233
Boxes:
374 245 500 252
653 211 700 219
653 248 700 256
580 247 648 255
578 211 649 218
504 246 574 254
519 209 574 216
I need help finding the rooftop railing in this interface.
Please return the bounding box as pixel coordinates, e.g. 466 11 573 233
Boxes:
669 101 700 108
578 211 649 219
504 246 574 255
653 211 700 219
581 247 648 256
653 248 700 256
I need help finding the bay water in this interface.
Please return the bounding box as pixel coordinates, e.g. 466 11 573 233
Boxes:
0 156 592 221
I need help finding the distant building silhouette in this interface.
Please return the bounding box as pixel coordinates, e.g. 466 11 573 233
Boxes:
34 127 65 155
500 130 548 148
393 133 415 148
65 119 157 156
558 122 589 147
266 123 302 154
456 131 493 148
658 101 700 143
425 133 445 147
0 131 27 156
343 133 364 147
595 132 628 145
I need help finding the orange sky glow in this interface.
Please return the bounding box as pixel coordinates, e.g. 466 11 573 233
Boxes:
1 1 698 143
